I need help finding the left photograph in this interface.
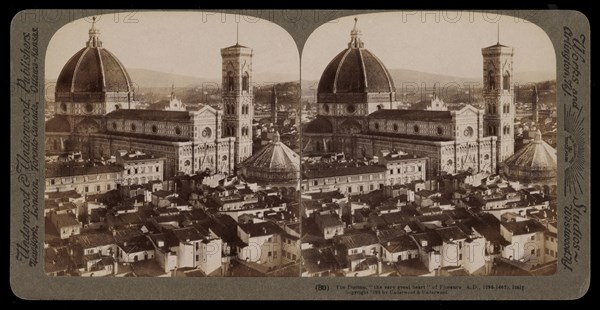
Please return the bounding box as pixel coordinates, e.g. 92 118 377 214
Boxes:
43 12 301 277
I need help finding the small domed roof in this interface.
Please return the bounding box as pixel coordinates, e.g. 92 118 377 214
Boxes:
55 18 133 98
504 130 557 182
304 116 333 134
241 131 299 182
45 116 71 132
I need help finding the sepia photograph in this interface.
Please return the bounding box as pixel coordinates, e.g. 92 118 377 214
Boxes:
43 12 301 277
10 8 590 300
300 12 558 277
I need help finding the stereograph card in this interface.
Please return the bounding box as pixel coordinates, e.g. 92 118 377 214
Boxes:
9 9 590 300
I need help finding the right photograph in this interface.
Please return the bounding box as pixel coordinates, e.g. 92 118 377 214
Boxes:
300 12 557 277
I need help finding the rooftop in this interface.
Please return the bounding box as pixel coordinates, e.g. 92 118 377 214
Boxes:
239 221 283 237
411 231 443 248
369 109 452 121
46 162 123 178
170 227 206 243
72 232 115 248
435 226 469 242
107 109 191 121
381 234 419 253
51 213 80 228
334 231 379 249
316 214 344 228
303 162 387 179
501 219 547 235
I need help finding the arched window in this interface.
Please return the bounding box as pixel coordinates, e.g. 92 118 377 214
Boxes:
242 72 249 91
315 141 322 151
492 105 497 114
227 72 234 91
53 139 58 150
488 70 495 90
503 71 510 90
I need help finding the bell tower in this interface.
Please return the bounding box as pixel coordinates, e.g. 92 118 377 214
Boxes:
482 31 515 164
221 39 254 167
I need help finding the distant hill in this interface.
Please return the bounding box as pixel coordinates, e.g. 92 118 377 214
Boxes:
388 69 478 89
513 71 557 85
126 69 298 89
128 69 217 89
301 68 555 98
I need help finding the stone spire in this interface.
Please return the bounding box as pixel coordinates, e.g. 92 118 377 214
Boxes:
348 17 364 49
87 17 102 48
533 86 539 125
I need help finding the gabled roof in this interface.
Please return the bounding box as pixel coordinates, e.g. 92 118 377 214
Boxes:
381 234 419 253
239 221 283 237
106 109 191 121
501 219 547 235
316 214 344 228
411 231 443 248
170 227 206 243
72 233 115 248
51 213 80 228
334 231 379 249
369 109 452 121
435 226 468 242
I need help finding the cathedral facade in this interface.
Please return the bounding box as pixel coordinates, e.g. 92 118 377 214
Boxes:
303 20 516 179
45 20 253 179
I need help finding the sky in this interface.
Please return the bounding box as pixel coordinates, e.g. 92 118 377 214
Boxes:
45 11 300 81
302 12 557 81
46 11 556 84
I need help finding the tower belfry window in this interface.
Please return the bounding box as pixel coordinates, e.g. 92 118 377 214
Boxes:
503 71 510 90
242 72 249 91
227 72 234 91
488 70 495 90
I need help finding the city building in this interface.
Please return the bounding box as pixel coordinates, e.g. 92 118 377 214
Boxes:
116 150 165 185
45 162 123 195
45 19 253 178
378 150 427 185
302 19 516 178
302 162 387 195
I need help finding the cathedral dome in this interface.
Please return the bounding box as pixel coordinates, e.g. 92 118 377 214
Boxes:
317 18 395 95
503 130 557 183
45 116 71 132
240 131 300 184
304 116 333 134
55 18 134 100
